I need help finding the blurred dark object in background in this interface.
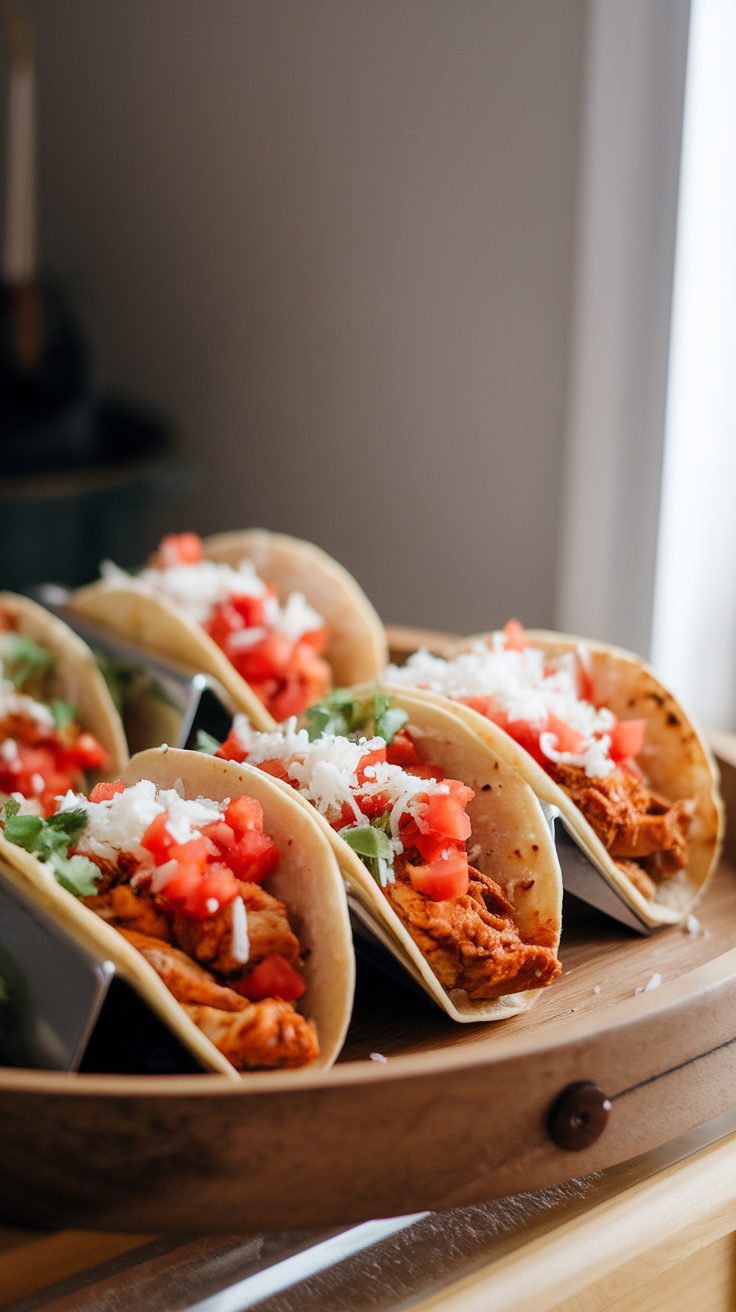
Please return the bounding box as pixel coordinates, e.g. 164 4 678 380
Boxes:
0 0 181 588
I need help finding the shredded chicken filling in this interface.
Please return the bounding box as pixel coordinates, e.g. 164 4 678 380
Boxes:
83 854 318 1070
547 762 695 891
384 858 561 1001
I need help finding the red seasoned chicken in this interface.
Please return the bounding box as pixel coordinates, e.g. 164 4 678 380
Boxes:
548 763 694 881
384 861 561 1001
121 930 319 1069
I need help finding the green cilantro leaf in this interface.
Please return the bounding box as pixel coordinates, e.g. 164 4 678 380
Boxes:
50 699 76 732
304 687 408 745
339 814 395 885
338 823 394 861
196 729 221 755
0 633 53 690
4 813 44 850
3 798 20 821
51 852 101 898
2 805 100 898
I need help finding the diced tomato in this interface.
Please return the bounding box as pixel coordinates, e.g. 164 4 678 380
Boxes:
227 830 280 884
501 717 548 767
206 602 244 649
409 849 470 900
404 762 446 780
229 594 267 628
158 532 204 565
235 632 294 682
386 729 421 768
200 820 237 855
225 795 264 834
182 862 241 919
215 732 247 764
299 626 328 655
610 718 645 763
502 619 527 651
422 786 474 842
355 790 391 819
253 757 289 782
234 955 307 1002
578 663 595 702
71 733 109 771
141 812 174 863
545 714 585 755
169 836 209 875
462 695 498 720
356 748 387 785
89 780 126 803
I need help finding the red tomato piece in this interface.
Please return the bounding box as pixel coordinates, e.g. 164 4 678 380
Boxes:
545 714 585 755
386 729 421 767
408 849 470 900
235 632 294 682
422 787 473 842
225 795 264 834
88 780 126 803
234 955 306 1002
183 862 240 918
159 532 204 565
229 594 267 627
71 733 109 771
141 812 174 863
502 618 527 651
227 830 280 884
462 695 499 720
356 748 387 785
169 836 209 875
610 718 646 763
200 820 237 855
215 731 247 764
256 758 293 784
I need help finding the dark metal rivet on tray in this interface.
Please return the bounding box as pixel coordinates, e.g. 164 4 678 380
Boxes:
547 1081 612 1151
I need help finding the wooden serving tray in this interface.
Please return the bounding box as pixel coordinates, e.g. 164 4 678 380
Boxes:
0 632 734 1235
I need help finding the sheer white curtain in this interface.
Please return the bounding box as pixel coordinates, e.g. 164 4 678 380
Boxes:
651 0 736 729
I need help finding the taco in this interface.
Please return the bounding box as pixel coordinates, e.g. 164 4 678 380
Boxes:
0 748 354 1075
385 621 724 927
67 530 387 727
208 687 563 1021
0 592 128 811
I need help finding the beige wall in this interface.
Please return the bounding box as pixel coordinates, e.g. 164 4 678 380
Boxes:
28 0 586 633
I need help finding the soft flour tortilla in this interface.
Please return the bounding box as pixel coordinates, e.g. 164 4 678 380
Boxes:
68 529 387 729
260 690 563 1022
0 592 129 780
393 630 724 928
0 749 355 1076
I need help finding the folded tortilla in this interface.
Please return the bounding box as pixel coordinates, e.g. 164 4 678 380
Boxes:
388 631 724 928
67 529 387 729
0 749 355 1076
247 689 564 1022
0 591 129 779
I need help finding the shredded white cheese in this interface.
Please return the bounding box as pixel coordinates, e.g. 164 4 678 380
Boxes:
387 638 618 778
58 779 224 862
0 679 56 730
111 555 323 641
230 895 250 964
228 715 449 866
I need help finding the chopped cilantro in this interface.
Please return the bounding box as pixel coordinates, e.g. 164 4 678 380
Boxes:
196 729 221 755
50 699 76 732
2 802 100 898
0 633 53 690
339 813 395 885
304 688 408 745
